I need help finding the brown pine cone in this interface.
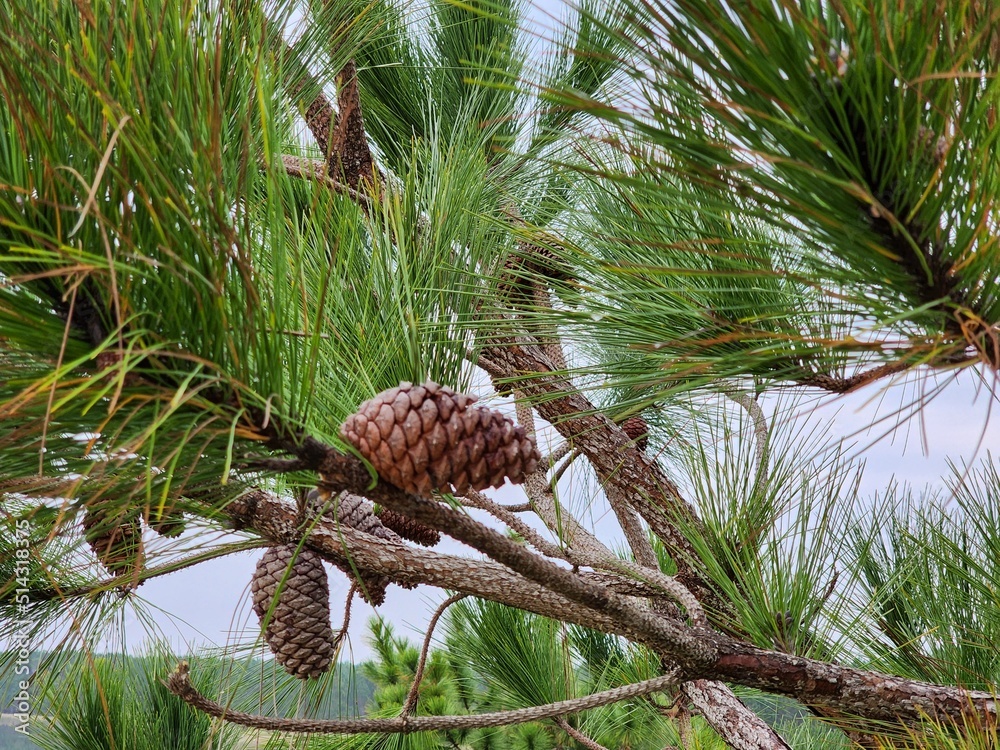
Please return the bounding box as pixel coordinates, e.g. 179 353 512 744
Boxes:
621 416 650 451
339 381 540 497
375 506 441 547
496 252 532 303
304 488 393 605
522 242 573 282
148 504 186 538
306 488 399 541
82 507 144 576
251 545 336 679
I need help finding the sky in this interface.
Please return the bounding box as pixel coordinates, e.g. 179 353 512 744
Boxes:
10 0 1000 670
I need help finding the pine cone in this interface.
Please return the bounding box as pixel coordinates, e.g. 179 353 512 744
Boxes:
621 416 649 451
339 381 540 497
304 488 394 605
306 488 399 541
148 504 186 538
82 507 144 576
375 507 441 547
522 242 573 282
251 545 336 679
496 243 572 303
496 252 528 299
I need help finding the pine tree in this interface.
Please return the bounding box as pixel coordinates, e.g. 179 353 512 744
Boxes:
3 1 1000 748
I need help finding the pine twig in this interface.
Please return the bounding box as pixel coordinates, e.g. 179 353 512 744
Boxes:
165 661 679 734
550 448 580 485
27 539 266 602
545 442 574 471
724 388 770 500
280 154 372 211
499 502 533 513
401 594 467 718
555 718 611 750
677 705 693 750
460 491 704 624
460 489 570 561
795 361 911 393
335 583 357 648
513 389 536 438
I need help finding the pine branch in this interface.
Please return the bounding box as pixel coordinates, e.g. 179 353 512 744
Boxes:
544 442 574 471
401 593 467 718
223 486 626 634
478 340 724 612
175 464 1000 730
463 487 704 624
795 361 913 394
316 451 715 667
460 488 573 561
165 661 680 734
554 718 610 750
681 681 791 750
279 154 372 211
329 60 377 190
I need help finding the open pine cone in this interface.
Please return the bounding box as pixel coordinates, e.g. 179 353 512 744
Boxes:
251 545 336 679
339 381 540 497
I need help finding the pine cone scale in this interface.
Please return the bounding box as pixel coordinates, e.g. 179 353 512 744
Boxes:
419 399 438 430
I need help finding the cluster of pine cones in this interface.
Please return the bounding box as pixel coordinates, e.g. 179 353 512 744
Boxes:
250 380 540 679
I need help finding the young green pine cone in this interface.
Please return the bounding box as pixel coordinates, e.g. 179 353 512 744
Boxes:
621 416 650 451
82 507 144 576
251 545 336 679
339 381 540 497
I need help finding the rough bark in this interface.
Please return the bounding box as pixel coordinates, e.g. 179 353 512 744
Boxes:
329 60 376 189
225 488 623 634
316 452 718 668
683 681 792 750
708 644 998 725
479 342 720 607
